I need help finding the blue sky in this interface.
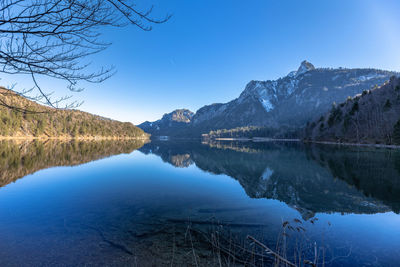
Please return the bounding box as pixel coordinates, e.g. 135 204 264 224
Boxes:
5 0 400 124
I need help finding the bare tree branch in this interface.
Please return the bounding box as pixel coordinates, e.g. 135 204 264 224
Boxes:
0 0 171 111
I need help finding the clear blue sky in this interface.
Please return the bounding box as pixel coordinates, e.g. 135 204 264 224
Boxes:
6 0 400 124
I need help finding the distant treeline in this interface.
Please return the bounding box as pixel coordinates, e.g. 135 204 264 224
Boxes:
0 88 148 138
203 126 300 139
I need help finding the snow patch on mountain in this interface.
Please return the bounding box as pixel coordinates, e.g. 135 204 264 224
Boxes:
357 74 386 82
261 98 273 112
287 71 297 78
261 167 273 181
286 78 299 95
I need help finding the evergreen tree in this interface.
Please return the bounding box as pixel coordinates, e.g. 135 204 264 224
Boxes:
350 102 359 115
384 99 392 111
393 119 400 145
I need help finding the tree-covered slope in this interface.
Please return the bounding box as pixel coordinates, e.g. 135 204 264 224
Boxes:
0 87 149 139
304 76 400 145
202 126 300 139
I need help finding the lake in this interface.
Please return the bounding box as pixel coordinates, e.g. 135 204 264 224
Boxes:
0 139 399 266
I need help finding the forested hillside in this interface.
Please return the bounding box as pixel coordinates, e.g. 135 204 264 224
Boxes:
202 126 300 139
304 76 400 145
0 87 149 139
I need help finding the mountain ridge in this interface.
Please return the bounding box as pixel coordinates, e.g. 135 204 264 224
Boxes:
139 109 194 137
139 61 399 137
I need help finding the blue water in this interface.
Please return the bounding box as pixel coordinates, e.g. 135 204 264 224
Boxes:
0 140 399 266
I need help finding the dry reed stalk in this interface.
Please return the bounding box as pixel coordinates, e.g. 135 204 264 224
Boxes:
247 235 298 267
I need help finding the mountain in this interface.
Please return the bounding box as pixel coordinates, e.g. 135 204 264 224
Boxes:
0 87 149 139
304 76 400 145
138 109 194 136
138 61 398 138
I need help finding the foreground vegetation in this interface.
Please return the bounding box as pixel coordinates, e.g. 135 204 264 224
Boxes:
0 87 148 139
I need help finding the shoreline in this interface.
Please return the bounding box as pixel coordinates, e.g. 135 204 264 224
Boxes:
304 140 400 149
211 137 301 142
207 137 400 149
0 136 150 141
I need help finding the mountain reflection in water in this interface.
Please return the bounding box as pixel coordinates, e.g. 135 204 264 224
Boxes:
140 140 400 218
0 139 399 266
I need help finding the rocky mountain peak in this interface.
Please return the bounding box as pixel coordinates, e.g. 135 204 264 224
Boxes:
162 109 194 123
297 60 315 75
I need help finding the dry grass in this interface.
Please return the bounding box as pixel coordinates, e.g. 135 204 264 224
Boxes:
173 217 353 267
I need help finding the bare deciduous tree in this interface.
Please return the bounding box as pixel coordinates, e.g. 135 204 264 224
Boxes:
0 0 170 110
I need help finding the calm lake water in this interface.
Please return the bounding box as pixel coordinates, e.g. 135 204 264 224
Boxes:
0 139 399 266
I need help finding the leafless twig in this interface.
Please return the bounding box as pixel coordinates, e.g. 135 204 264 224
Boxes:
0 0 170 111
